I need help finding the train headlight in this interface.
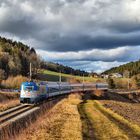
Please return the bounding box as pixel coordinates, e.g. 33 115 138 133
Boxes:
25 91 30 96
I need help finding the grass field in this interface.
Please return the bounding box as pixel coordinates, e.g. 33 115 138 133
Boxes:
39 69 104 82
17 94 82 140
4 91 140 140
79 100 140 140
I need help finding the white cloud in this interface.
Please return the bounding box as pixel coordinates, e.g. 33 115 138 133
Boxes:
20 1 34 13
0 0 140 72
52 60 126 73
37 45 140 72
37 46 140 62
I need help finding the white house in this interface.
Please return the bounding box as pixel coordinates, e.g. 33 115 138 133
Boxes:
111 73 123 78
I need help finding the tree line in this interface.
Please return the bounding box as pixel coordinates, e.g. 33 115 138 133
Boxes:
40 61 89 76
103 60 140 77
0 36 89 81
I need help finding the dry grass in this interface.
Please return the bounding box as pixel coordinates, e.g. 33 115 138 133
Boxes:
94 101 140 138
16 94 82 140
80 100 128 140
0 92 19 101
0 92 19 111
1 75 27 89
113 78 137 89
101 100 140 126
93 90 106 99
42 69 103 82
78 98 140 140
0 99 20 112
67 77 81 83
67 93 82 104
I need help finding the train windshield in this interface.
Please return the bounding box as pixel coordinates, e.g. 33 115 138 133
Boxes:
23 86 33 91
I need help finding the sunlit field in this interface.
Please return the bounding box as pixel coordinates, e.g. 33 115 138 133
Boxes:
40 69 104 82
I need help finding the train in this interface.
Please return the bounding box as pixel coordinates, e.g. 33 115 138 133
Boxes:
20 81 108 104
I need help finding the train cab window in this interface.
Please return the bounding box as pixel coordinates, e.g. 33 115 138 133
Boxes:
24 86 33 91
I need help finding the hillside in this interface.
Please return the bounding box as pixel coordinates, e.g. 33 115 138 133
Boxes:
0 36 89 79
103 60 140 77
40 61 89 76
0 36 92 86
0 36 90 78
37 69 102 82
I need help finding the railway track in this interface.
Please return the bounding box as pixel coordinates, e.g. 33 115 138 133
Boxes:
0 95 66 127
0 104 34 126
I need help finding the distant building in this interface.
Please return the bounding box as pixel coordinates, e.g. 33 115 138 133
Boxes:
101 74 109 79
101 73 123 79
110 73 123 78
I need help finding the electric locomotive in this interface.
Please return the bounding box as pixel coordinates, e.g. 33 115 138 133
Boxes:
20 81 40 103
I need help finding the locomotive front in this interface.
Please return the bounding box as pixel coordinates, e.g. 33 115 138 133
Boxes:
20 81 39 104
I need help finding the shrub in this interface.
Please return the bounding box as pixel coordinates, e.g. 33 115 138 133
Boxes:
107 78 115 89
1 75 27 89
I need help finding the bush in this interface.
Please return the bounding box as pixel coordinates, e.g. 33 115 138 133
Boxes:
108 78 115 89
109 78 137 89
1 75 27 89
133 76 140 89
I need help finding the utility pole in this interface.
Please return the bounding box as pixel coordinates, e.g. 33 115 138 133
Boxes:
82 73 85 91
82 74 85 83
127 71 130 90
128 79 130 90
123 70 130 90
30 63 32 81
128 73 130 90
59 71 62 83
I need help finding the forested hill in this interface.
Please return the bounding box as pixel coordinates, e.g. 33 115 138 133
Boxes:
103 60 140 77
41 61 89 76
0 36 39 79
0 36 89 80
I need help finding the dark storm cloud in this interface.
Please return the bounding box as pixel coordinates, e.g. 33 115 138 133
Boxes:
108 20 140 33
0 0 140 52
38 33 140 52
1 0 140 72
0 19 39 38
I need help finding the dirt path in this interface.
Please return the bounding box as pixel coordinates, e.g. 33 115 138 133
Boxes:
78 102 95 140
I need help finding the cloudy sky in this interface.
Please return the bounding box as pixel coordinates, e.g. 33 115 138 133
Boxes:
0 0 140 73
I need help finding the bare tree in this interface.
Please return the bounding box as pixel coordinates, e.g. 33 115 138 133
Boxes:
0 69 5 83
